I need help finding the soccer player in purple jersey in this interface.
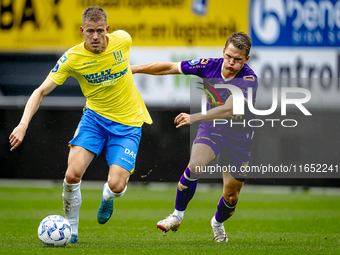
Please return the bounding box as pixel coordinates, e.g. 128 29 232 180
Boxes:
131 32 258 242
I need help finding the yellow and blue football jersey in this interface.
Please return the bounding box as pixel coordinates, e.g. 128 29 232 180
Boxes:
48 30 152 127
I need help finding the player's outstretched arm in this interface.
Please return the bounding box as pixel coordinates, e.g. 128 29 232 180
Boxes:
131 62 180 75
174 97 234 128
9 78 57 151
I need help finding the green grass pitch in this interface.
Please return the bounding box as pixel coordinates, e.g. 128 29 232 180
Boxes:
0 181 339 255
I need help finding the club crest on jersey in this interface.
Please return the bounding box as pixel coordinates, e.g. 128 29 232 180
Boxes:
200 58 210 64
189 59 200 65
113 50 123 62
52 63 59 73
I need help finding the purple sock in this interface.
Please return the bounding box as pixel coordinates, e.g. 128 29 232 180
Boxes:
215 197 238 222
175 167 199 211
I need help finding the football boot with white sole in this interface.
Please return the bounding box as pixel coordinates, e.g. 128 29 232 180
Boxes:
211 217 228 242
157 214 181 233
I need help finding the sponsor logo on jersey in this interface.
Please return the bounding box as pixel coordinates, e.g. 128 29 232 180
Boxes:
83 60 97 65
52 63 59 73
82 67 128 84
189 59 200 65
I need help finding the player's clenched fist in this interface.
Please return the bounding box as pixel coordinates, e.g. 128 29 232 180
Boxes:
9 123 27 151
174 113 191 128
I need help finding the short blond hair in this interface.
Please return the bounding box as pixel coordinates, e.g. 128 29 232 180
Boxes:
82 6 107 27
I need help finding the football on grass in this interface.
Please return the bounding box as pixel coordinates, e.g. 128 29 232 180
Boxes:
37 215 71 247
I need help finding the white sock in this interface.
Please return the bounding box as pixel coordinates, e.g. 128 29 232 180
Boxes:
103 182 127 201
62 179 82 236
211 216 223 227
173 209 184 220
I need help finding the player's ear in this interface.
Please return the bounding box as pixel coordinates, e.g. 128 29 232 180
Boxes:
245 55 250 63
106 25 109 33
80 26 84 35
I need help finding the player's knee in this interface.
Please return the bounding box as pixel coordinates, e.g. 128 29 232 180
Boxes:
65 162 84 184
64 172 82 184
188 160 204 173
108 181 126 194
223 193 239 206
111 186 125 194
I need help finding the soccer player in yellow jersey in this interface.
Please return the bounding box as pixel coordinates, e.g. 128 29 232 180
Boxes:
9 6 152 244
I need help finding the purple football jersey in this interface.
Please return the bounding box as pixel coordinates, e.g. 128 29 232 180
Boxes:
180 58 258 154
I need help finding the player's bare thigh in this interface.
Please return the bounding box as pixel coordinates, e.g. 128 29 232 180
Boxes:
188 143 216 173
107 164 130 193
222 171 244 204
65 145 95 184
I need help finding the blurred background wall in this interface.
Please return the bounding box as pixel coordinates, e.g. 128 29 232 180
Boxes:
0 0 339 186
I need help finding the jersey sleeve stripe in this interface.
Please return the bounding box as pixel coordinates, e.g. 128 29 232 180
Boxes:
178 62 183 74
